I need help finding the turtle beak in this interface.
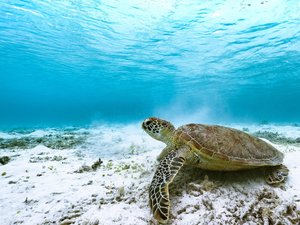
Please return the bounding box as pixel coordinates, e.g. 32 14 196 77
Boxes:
142 122 146 129
142 119 148 130
142 118 152 130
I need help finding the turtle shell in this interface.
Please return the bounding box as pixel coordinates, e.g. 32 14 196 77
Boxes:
174 124 283 166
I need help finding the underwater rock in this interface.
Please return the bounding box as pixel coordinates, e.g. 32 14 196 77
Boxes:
115 186 125 202
0 156 10 165
8 129 35 135
259 120 270 125
42 134 87 149
8 180 17 184
0 133 88 150
29 155 67 163
242 127 250 132
75 158 103 173
75 165 91 173
91 158 103 171
253 131 300 145
0 138 31 149
201 175 217 192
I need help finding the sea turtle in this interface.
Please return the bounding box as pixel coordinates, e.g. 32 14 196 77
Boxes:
142 117 289 224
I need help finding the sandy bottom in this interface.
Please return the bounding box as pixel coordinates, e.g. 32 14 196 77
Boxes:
0 125 300 225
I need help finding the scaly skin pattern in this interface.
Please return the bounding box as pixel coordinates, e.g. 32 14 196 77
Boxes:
149 148 186 223
142 117 289 224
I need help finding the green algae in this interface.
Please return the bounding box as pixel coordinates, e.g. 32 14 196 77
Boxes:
106 160 113 169
0 156 10 165
242 127 250 132
75 158 144 175
75 158 103 173
0 133 88 150
113 161 145 174
91 158 103 170
29 155 67 163
253 131 300 145
128 144 142 155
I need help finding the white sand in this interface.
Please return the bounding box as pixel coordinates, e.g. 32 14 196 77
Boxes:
0 124 299 225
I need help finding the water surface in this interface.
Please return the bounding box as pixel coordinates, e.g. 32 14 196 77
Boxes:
1 0 300 128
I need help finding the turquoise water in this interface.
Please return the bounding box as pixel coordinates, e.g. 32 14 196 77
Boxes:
1 0 300 128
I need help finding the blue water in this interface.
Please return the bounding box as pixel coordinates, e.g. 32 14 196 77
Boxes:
1 0 300 128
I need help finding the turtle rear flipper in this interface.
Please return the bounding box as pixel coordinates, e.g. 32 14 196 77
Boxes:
149 148 186 223
265 164 289 185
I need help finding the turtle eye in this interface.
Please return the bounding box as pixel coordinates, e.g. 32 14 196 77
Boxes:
146 121 151 126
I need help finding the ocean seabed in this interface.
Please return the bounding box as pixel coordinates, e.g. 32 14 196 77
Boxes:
0 124 300 224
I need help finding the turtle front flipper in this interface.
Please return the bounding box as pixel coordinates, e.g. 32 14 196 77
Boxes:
149 148 186 223
157 146 173 161
265 164 289 185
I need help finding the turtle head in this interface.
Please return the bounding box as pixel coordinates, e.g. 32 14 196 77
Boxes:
142 117 175 144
